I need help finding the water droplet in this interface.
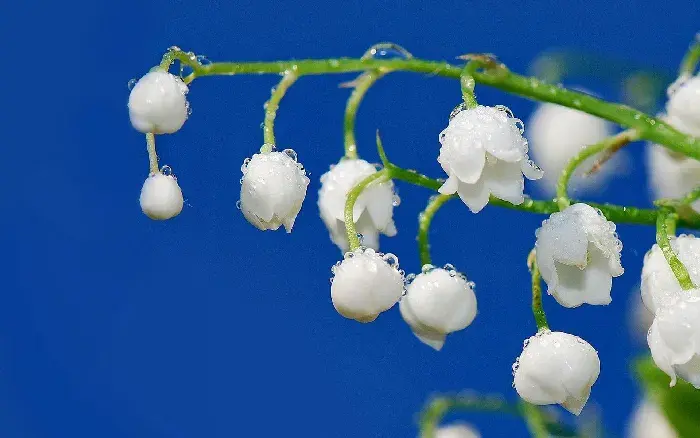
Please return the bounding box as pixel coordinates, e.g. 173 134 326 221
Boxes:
382 253 399 267
185 101 192 117
405 273 417 285
361 42 413 60
392 194 401 207
494 105 514 118
467 281 476 290
196 55 212 66
421 264 435 274
283 148 298 161
127 78 137 90
449 102 468 120
443 263 455 271
160 165 173 176
235 200 242 210
357 233 364 244
513 118 525 134
373 163 383 171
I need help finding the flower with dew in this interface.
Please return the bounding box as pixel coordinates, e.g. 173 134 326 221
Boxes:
434 423 481 438
627 400 678 438
437 105 543 213
139 169 184 220
399 265 477 351
535 203 624 308
666 75 700 134
646 114 700 213
641 234 700 314
527 103 616 194
239 149 309 232
648 295 700 388
128 71 189 134
330 247 404 323
513 330 600 415
318 159 397 251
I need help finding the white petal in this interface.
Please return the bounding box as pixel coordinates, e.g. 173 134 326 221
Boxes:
438 175 460 194
483 159 525 205
139 172 184 220
666 75 700 134
628 400 678 438
456 178 491 213
128 71 189 134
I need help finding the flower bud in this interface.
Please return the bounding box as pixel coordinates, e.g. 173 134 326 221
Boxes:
648 296 700 388
330 248 404 323
139 171 184 220
627 400 677 438
400 266 477 350
437 105 543 213
641 235 700 313
513 330 600 415
239 150 309 232
318 159 396 251
535 203 623 308
434 423 481 438
128 71 189 134
666 75 700 135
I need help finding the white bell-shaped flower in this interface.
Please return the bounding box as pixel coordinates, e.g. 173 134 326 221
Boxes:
513 330 600 415
648 296 700 388
139 170 184 220
318 159 397 251
434 423 481 438
527 103 616 194
666 75 700 134
646 115 700 212
128 71 189 134
437 105 543 213
399 265 477 351
239 150 309 232
535 203 624 308
627 400 677 438
330 248 404 323
641 235 700 313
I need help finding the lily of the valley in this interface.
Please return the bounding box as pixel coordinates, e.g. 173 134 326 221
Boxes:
535 203 624 308
239 150 309 232
437 105 543 213
627 400 678 438
399 265 477 351
318 159 396 251
434 423 481 438
648 296 700 388
513 330 600 415
666 75 700 134
641 234 700 313
330 248 404 323
128 71 189 134
139 171 184 220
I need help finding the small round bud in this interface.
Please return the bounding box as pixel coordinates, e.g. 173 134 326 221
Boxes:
139 172 184 220
128 71 189 134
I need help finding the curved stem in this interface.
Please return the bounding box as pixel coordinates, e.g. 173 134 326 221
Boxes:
417 195 453 266
656 208 696 290
459 59 485 109
343 70 390 159
679 34 700 77
419 395 521 438
262 71 299 150
527 250 549 331
556 129 639 210
146 133 159 174
161 48 699 160
344 169 390 250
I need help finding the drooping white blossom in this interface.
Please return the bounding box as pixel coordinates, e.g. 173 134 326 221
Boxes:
527 103 616 194
437 105 544 213
239 150 309 232
641 235 700 314
666 75 700 134
128 71 189 134
513 330 600 415
139 171 184 220
535 203 624 308
330 248 404 323
648 296 700 388
627 400 678 438
318 159 397 251
400 265 477 351
434 423 481 438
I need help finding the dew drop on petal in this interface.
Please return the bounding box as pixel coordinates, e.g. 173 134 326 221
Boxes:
235 200 241 210
449 102 468 120
127 78 137 90
421 264 436 274
392 194 401 207
283 149 298 161
160 165 173 176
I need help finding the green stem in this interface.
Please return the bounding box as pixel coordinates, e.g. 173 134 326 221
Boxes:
386 164 700 229
419 396 521 438
146 133 159 174
459 59 484 109
159 48 699 160
343 70 390 159
344 169 390 250
656 208 696 290
521 402 550 438
556 129 639 210
681 186 700 206
417 195 452 266
527 250 549 331
262 71 299 150
679 34 700 76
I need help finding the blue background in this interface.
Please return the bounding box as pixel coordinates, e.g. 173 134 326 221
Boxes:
4 0 700 436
